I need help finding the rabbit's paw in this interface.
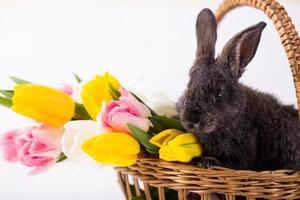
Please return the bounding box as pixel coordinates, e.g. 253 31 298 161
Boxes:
186 192 200 200
186 192 225 200
194 156 221 168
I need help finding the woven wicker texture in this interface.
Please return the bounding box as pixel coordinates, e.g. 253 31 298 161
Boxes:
117 0 300 199
117 156 300 199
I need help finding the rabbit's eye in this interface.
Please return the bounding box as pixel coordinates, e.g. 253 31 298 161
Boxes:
215 91 223 102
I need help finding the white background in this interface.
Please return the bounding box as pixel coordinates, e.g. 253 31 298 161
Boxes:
0 0 299 199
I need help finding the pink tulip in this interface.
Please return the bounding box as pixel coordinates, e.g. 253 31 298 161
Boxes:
0 129 23 162
60 84 73 96
100 87 151 133
0 125 63 175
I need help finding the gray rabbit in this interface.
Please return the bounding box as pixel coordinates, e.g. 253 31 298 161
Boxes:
177 8 300 171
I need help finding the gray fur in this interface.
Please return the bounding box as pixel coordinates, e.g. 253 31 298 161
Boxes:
177 8 300 170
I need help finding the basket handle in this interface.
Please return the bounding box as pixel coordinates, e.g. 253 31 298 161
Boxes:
215 0 300 118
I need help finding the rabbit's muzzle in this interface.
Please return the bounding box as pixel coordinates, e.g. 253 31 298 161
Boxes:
181 109 217 134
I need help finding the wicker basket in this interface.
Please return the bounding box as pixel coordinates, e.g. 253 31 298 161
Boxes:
116 0 300 199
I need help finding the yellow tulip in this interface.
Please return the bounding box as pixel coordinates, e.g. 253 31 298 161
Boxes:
12 84 75 127
150 129 202 162
149 129 183 147
81 132 140 166
81 72 120 120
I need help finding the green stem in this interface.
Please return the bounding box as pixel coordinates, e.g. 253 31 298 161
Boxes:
0 96 12 108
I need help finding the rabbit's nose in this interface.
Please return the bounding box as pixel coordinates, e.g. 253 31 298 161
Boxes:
185 110 200 123
185 122 195 129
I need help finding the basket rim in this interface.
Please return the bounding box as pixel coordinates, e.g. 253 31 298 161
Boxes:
124 154 300 175
117 154 300 199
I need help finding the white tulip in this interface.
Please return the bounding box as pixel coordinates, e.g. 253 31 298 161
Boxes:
62 120 100 164
127 84 178 117
145 93 178 116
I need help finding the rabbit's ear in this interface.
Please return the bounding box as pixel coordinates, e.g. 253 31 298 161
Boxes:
195 8 217 63
217 22 266 78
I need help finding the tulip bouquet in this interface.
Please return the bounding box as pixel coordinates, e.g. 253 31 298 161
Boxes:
0 73 202 175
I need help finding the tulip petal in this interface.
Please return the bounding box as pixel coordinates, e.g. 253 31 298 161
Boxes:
1 124 64 175
32 125 63 145
93 154 137 167
159 145 177 161
0 130 22 162
64 120 99 132
21 155 54 167
81 76 109 120
81 132 140 167
62 120 100 163
168 133 202 162
60 84 73 95
100 87 151 134
71 130 98 162
81 136 96 157
145 92 177 116
149 129 183 148
29 139 57 154
103 71 120 90
155 132 202 163
26 158 56 176
111 112 151 133
120 94 151 118
12 84 75 127
81 73 121 120
61 129 76 158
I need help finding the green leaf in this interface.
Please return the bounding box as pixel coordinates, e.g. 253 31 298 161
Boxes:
130 92 158 116
149 115 185 131
9 76 31 85
73 73 82 83
73 102 92 120
149 117 167 133
56 152 67 163
147 127 157 136
0 90 14 99
108 82 120 100
145 147 159 155
127 124 159 155
0 96 12 108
